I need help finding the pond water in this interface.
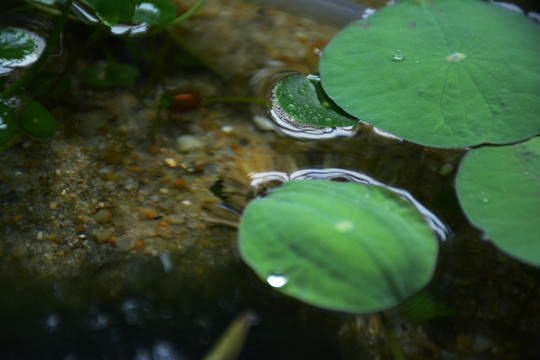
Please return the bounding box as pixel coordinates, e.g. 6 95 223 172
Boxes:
1 1 539 359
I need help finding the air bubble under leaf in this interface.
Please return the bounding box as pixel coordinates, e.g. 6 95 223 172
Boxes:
456 137 540 268
320 0 540 148
239 180 439 313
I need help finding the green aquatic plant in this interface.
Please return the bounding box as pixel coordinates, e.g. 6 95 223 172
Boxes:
239 179 439 313
0 0 208 150
319 0 540 148
0 0 72 150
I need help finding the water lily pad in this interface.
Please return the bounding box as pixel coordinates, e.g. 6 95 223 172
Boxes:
320 0 540 148
456 137 540 268
238 180 438 313
274 74 359 128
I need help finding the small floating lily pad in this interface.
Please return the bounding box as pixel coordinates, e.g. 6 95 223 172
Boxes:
320 0 540 148
456 137 540 268
239 180 438 313
274 74 360 128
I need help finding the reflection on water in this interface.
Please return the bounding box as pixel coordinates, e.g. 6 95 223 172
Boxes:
249 168 450 242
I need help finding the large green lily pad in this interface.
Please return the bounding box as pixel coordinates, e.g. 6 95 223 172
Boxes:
320 0 540 148
456 137 540 268
238 180 438 313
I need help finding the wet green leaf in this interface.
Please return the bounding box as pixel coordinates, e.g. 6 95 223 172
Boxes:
0 28 35 61
320 0 540 148
456 137 540 268
134 0 176 25
81 0 136 26
19 96 57 138
0 102 18 146
239 180 438 313
274 74 359 128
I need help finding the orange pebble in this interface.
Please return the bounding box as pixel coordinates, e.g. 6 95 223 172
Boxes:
174 178 187 189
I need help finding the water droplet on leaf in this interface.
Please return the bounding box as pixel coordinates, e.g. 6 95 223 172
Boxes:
393 49 404 61
298 89 307 95
266 273 288 288
287 94 295 101
286 103 297 111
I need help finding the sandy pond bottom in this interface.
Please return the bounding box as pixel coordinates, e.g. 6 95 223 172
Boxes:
1 0 540 359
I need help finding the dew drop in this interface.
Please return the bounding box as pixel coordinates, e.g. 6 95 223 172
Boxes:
287 94 295 101
324 117 332 123
393 49 404 61
298 89 308 96
303 104 310 109
286 103 297 111
266 273 288 288
335 220 354 233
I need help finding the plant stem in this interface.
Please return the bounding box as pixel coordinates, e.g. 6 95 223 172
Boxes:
149 0 208 34
168 0 208 26
1 0 74 99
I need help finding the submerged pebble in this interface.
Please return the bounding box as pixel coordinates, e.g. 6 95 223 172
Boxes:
176 135 204 152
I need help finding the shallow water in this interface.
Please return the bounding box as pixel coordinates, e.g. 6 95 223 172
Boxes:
1 0 540 359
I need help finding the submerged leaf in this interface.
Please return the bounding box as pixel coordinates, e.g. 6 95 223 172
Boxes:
320 0 540 148
19 96 57 138
81 63 139 88
239 180 438 313
456 137 540 268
